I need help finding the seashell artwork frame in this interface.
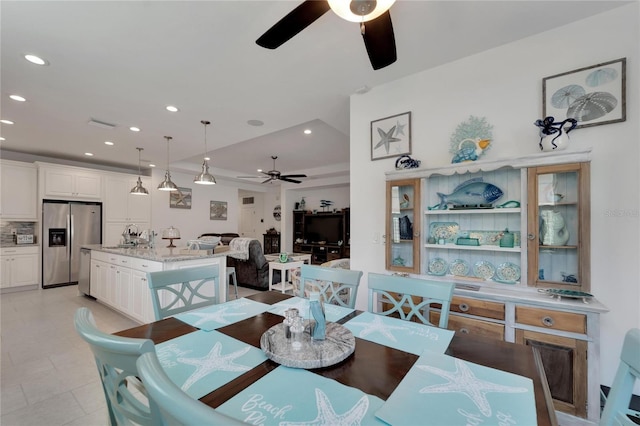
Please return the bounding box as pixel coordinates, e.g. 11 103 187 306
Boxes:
542 58 626 129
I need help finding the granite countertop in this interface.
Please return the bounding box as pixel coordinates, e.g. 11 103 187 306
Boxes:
83 244 238 263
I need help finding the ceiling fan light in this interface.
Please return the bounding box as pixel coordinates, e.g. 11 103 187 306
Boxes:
328 0 395 22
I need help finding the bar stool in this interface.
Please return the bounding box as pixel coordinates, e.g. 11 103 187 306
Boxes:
228 267 238 299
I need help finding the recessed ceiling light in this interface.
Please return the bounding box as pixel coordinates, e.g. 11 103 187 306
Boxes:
9 95 26 102
24 54 48 65
84 152 94 157
166 106 179 112
104 141 114 146
1 119 14 125
0 137 5 141
129 126 140 132
247 119 264 127
204 156 210 161
149 164 156 168
257 169 263 172
304 129 312 135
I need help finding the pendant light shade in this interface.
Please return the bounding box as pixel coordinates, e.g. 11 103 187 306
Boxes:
130 147 149 195
194 120 216 185
158 136 178 191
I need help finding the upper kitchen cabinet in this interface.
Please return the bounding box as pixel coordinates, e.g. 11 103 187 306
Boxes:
104 174 151 223
385 178 421 273
0 160 37 220
527 162 590 292
38 163 102 200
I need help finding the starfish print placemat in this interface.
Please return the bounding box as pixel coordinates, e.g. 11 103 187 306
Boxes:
217 366 386 425
375 350 536 425
156 329 267 399
174 297 271 331
342 311 454 355
269 296 355 323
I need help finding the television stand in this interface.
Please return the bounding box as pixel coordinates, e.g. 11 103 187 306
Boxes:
293 243 342 265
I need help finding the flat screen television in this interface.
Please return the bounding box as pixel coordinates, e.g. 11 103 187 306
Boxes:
304 215 343 244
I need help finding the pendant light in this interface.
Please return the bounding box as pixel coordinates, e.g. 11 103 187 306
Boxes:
130 147 149 195
194 120 216 185
157 136 178 191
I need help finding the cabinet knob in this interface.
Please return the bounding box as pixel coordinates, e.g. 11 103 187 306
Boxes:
459 327 470 334
458 303 470 312
527 233 535 241
542 316 555 327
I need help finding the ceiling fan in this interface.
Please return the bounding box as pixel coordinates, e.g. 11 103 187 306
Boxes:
256 0 397 70
238 156 307 184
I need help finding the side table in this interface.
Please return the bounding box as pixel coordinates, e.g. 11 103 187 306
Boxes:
268 260 304 293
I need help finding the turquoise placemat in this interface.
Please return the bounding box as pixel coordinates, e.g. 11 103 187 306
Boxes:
175 298 271 331
375 350 536 425
217 366 386 425
269 296 355 323
156 330 267 399
343 311 454 355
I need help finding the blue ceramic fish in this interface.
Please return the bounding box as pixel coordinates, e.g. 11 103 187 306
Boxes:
435 178 503 209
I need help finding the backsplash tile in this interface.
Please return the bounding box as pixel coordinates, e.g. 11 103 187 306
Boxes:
0 221 37 246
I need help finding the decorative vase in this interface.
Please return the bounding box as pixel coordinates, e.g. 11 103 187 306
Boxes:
539 210 570 246
279 252 288 263
534 116 577 152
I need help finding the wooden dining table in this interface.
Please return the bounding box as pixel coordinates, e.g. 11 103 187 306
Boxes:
116 291 557 425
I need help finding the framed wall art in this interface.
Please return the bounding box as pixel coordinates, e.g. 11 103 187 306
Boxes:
543 58 626 128
210 201 228 220
371 111 411 161
169 187 192 209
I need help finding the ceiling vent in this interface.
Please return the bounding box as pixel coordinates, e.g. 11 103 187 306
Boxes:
87 118 116 129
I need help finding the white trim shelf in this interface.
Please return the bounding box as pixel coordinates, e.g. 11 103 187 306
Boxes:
425 243 521 252
425 208 521 215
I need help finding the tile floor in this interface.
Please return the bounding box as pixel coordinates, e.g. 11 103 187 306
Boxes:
0 283 259 426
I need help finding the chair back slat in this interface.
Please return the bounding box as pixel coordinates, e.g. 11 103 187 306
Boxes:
600 328 640 426
298 264 363 308
137 351 247 425
367 273 454 327
147 265 220 320
74 307 156 426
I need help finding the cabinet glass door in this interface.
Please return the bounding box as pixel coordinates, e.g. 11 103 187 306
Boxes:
527 163 590 291
386 179 420 273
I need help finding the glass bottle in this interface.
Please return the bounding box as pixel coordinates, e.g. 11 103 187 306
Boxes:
291 316 305 350
283 308 298 339
309 292 326 341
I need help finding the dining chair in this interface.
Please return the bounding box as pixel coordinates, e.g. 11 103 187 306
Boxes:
367 273 455 327
74 307 157 426
136 351 247 426
297 264 364 308
147 264 220 320
600 328 640 426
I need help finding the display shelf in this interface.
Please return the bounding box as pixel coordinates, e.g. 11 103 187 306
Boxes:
424 243 520 252
425 208 520 215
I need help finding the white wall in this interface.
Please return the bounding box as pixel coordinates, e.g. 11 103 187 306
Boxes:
350 3 639 388
150 168 240 245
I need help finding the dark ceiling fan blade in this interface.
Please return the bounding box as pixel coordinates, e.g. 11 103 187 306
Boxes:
262 177 274 184
256 0 331 49
280 177 302 184
281 174 307 178
361 11 397 70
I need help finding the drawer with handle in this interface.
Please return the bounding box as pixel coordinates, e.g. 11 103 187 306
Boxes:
515 305 586 334
432 296 505 320
130 257 162 272
430 311 504 340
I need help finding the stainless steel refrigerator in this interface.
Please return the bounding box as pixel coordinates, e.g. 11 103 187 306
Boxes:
42 200 102 288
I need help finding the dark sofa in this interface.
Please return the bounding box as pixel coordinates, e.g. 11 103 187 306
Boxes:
225 239 278 291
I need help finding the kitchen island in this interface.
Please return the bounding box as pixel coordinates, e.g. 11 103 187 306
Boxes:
84 244 236 324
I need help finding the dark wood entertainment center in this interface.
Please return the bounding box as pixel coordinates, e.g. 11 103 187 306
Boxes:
292 208 350 264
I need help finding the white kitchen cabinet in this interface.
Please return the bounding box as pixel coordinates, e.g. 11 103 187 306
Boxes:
1 246 39 289
104 175 151 223
0 160 37 220
90 259 108 300
40 165 102 199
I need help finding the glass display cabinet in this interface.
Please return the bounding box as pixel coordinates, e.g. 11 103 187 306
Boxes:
527 162 590 292
385 179 420 273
